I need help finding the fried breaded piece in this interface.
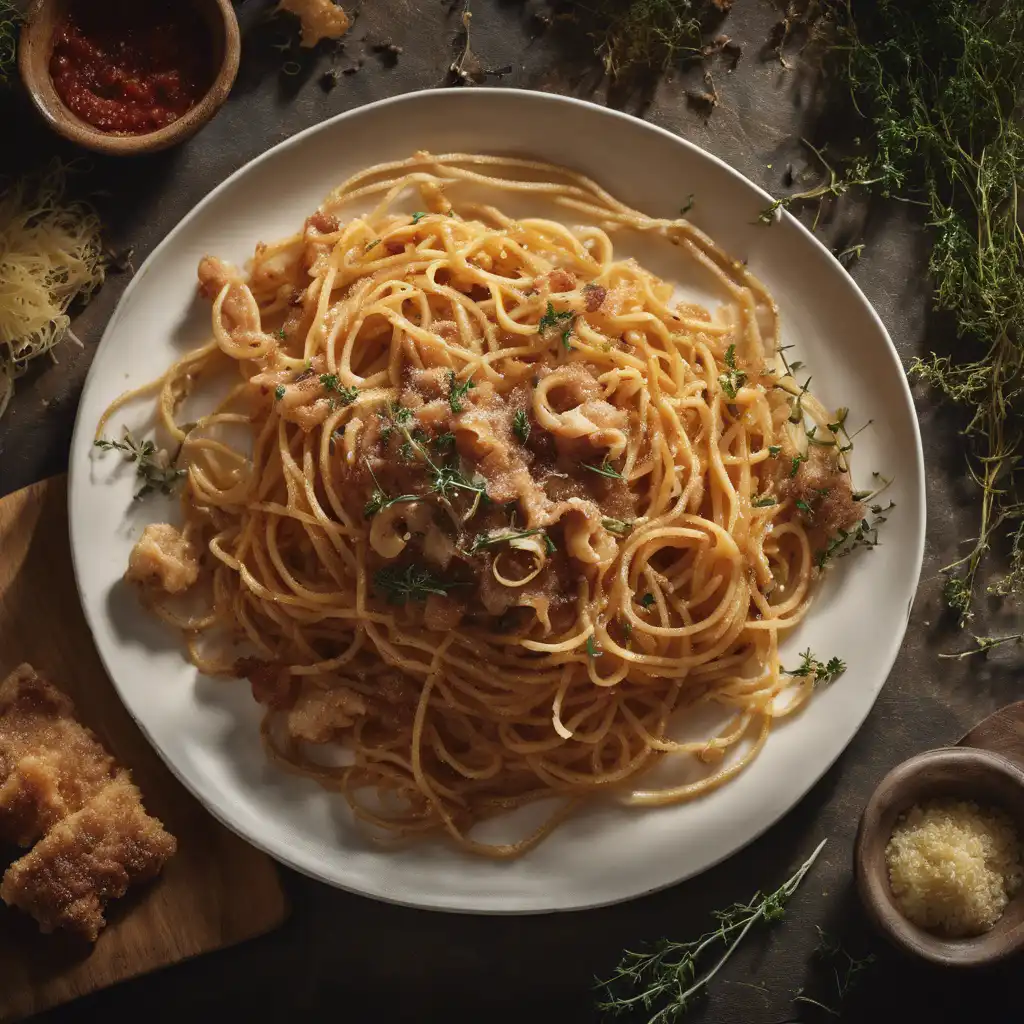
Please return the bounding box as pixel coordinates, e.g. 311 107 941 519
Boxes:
0 665 118 846
1 773 177 942
124 523 199 595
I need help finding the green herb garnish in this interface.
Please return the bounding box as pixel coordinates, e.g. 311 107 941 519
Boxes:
717 344 747 400
767 445 781 458
785 649 846 686
373 564 453 604
639 592 656 609
752 495 777 508
274 384 286 401
538 301 575 347
364 238 381 252
411 211 428 224
601 517 633 536
468 528 551 554
586 635 603 658
434 432 456 452
447 371 476 413
680 194 695 215
512 409 530 443
596 839 827 1019
790 452 807 478
582 457 625 481
320 374 359 405
94 430 185 501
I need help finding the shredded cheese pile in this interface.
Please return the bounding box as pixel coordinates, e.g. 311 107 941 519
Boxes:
886 798 1023 937
0 166 104 418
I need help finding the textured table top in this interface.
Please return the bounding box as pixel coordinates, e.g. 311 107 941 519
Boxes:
1 2 1020 1021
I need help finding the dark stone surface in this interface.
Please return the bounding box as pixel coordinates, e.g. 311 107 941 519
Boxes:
2 1 1020 1021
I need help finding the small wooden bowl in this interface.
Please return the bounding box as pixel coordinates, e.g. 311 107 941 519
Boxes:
17 0 240 155
855 746 1024 967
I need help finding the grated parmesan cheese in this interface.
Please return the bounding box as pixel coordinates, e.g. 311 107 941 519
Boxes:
886 798 1022 938
0 165 104 419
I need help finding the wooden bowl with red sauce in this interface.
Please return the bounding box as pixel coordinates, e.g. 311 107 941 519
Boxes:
18 0 240 155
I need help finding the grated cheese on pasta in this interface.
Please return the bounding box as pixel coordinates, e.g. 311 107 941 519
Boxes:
886 798 1022 938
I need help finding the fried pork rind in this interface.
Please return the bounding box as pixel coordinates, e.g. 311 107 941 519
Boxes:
0 664 117 846
0 664 177 941
0 773 177 941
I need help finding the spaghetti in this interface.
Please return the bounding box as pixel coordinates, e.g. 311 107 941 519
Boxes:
101 153 867 857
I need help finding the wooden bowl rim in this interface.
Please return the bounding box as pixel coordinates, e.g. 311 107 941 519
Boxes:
17 0 240 156
854 745 1024 968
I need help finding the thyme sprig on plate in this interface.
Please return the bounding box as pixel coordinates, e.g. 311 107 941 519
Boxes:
94 430 185 500
596 839 827 1023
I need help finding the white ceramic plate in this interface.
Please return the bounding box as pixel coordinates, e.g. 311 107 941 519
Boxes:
68 89 925 913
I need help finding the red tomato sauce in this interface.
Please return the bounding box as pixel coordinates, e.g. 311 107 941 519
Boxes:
49 0 215 136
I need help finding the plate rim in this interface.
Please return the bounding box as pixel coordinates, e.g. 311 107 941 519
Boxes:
67 87 927 913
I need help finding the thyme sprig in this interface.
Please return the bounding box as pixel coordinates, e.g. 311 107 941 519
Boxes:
94 430 185 500
773 1 1024 643
373 564 455 604
785 649 846 686
596 839 827 1023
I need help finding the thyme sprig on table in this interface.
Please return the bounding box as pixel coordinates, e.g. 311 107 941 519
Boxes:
767 0 1024 650
596 839 827 1024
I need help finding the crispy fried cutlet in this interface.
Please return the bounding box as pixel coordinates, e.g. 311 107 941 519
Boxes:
0 664 118 846
1 772 177 941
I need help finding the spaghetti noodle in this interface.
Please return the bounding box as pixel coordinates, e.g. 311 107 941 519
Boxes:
101 153 867 857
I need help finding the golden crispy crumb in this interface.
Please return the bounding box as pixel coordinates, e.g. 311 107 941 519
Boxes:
1 773 177 942
0 665 117 846
277 0 351 47
125 523 199 594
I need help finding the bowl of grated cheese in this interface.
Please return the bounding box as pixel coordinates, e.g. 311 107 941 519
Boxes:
855 746 1024 967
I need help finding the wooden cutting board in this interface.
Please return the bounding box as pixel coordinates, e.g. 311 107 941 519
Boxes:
959 702 1024 769
0 476 288 1022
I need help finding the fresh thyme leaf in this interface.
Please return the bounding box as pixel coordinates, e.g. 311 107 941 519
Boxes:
512 409 531 444
364 238 381 252
274 384 286 401
373 564 452 604
586 635 602 658
680 194 695 215
561 318 576 351
364 491 419 518
768 445 782 458
434 431 456 452
596 840 828 1021
538 301 574 339
601 517 633 536
468 528 549 553
94 430 185 500
320 374 359 405
447 371 476 413
752 495 777 508
718 344 747 399
639 592 656 608
814 501 894 568
411 211 428 224
785 649 846 686
788 377 812 424
387 402 413 426
276 328 287 340
790 452 807 478
794 498 814 517
582 457 625 480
